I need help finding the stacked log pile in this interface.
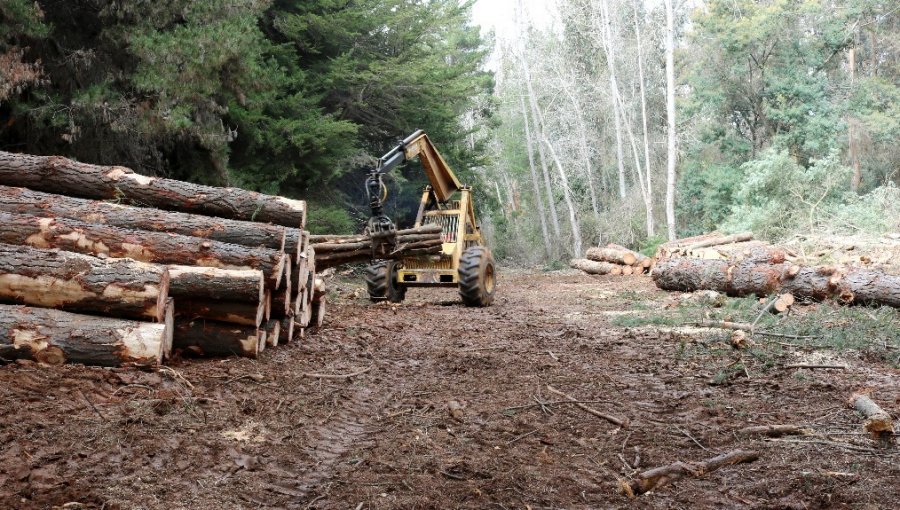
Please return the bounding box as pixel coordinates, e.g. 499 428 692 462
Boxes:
0 151 329 366
570 244 652 276
651 231 900 309
310 224 444 269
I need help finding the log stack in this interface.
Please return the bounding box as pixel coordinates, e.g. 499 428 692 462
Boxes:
0 150 328 366
570 244 652 276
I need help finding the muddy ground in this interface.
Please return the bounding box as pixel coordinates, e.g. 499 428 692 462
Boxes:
1 270 898 509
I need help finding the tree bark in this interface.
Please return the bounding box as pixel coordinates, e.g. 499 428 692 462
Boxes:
0 244 169 321
311 225 443 269
173 319 261 359
848 393 894 440
597 0 628 200
0 211 287 288
664 0 678 240
541 130 584 256
0 185 289 252
176 296 268 328
654 258 900 308
279 317 295 345
0 151 307 227
686 232 754 250
264 319 281 348
586 246 637 265
634 0 655 237
0 304 168 367
167 266 264 302
571 259 619 275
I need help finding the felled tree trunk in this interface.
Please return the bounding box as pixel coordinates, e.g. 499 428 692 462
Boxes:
0 211 287 288
311 224 443 268
586 246 636 265
0 185 290 251
176 296 268 327
655 258 900 308
0 244 169 321
166 266 264 302
0 151 306 227
624 450 759 496
0 304 169 366
570 258 618 275
173 319 262 358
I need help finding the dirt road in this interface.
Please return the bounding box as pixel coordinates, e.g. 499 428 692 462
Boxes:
1 271 898 509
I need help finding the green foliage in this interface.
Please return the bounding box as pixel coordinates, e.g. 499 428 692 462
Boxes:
676 162 743 237
305 203 355 235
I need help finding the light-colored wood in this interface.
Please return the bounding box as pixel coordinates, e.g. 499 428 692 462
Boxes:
848 393 894 440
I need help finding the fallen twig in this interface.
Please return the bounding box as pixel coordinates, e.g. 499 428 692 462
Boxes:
621 449 759 497
736 424 809 437
302 366 373 379
504 399 615 411
783 364 847 370
546 384 628 428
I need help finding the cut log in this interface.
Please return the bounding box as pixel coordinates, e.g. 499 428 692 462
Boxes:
311 297 327 329
609 265 623 276
271 258 293 320
656 231 723 258
0 185 289 251
586 247 636 265
0 304 168 367
623 450 759 496
167 266 264 302
311 224 443 268
848 393 894 440
570 258 618 275
173 319 261 358
685 232 753 251
176 296 268 327
0 152 307 227
771 293 795 314
279 317 295 344
621 264 634 276
0 244 168 321
655 258 900 308
0 211 287 288
265 319 281 348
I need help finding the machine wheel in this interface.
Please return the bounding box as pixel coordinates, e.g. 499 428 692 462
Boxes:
365 261 406 303
458 246 496 307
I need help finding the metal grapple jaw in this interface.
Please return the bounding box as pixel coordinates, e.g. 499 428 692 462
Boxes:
364 169 397 258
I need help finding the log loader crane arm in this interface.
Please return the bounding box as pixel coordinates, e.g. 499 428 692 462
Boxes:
363 130 495 306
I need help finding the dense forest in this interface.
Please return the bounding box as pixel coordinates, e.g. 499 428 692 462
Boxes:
2 0 898 262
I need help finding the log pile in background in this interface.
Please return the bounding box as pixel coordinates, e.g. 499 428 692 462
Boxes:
0 150 329 366
570 243 651 276
652 231 900 309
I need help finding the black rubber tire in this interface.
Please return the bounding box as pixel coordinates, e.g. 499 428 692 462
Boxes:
365 261 406 303
458 246 496 307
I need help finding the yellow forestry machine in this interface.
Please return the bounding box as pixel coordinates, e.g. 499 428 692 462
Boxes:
363 130 496 306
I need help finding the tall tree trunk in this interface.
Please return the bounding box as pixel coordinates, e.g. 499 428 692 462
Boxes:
556 71 601 224
848 46 861 192
521 59 562 239
540 130 584 257
597 0 628 200
664 0 678 241
634 1 655 237
519 94 554 258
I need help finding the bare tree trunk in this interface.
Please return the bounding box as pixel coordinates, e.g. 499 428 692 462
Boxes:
664 0 678 241
521 59 562 239
556 72 601 224
848 46 861 192
634 1 655 237
519 94 554 258
597 0 628 200
541 131 584 256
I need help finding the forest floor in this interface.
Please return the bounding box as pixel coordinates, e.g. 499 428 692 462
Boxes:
1 270 898 509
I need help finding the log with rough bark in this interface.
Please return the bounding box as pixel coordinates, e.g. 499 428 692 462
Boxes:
586 246 637 265
0 151 307 227
167 266 264 302
623 450 759 497
176 295 268 327
265 319 281 348
654 258 900 308
173 319 262 358
0 304 170 367
279 317 295 344
0 244 169 321
848 393 894 440
0 185 290 252
570 258 618 275
0 211 287 288
685 231 753 250
311 224 443 268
